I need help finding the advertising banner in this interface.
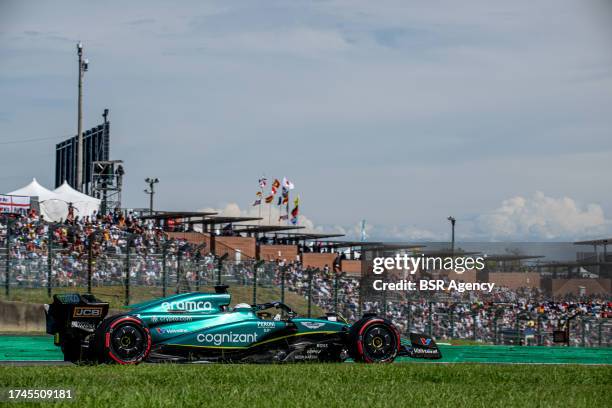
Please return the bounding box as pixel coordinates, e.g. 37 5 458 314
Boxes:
0 194 31 215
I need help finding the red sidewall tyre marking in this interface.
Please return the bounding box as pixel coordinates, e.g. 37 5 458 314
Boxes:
106 316 151 365
357 319 400 363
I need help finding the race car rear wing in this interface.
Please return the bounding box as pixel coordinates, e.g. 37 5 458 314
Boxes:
45 293 109 337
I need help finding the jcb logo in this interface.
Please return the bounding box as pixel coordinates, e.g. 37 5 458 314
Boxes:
73 307 103 318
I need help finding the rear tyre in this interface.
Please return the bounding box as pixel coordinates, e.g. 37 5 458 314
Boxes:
92 316 151 364
349 316 400 363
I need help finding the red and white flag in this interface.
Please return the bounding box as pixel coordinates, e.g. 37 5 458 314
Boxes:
271 179 281 195
282 177 295 190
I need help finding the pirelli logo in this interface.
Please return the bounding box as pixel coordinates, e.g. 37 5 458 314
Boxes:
73 307 103 318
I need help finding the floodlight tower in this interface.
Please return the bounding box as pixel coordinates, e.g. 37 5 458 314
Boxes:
144 178 160 214
447 216 456 255
76 42 89 192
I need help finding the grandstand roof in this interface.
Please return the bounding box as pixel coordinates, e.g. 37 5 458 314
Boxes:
414 249 479 257
273 232 346 240
187 216 263 225
315 241 384 248
232 225 305 234
362 243 426 252
483 254 545 261
573 238 612 246
535 260 612 267
140 211 217 220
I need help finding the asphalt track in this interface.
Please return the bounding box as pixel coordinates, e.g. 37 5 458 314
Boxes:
1 335 610 365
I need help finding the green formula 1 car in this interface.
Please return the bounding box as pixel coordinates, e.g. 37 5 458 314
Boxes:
45 285 441 364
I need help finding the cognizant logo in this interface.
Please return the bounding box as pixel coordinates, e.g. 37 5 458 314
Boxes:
161 300 213 311
196 332 258 345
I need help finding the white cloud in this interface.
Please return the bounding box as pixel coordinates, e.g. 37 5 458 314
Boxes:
381 225 441 241
318 221 440 242
475 192 612 240
195 203 440 242
198 27 351 57
196 193 611 242
197 202 319 232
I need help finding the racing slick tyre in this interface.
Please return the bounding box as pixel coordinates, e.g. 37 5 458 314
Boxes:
349 316 400 363
92 315 151 365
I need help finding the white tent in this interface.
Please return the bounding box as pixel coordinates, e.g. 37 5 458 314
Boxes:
54 181 101 218
8 178 58 201
7 178 68 221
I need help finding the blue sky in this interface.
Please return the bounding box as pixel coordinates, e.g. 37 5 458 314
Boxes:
1 0 611 240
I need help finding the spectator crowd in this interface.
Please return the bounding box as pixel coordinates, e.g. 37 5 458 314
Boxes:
1 211 610 347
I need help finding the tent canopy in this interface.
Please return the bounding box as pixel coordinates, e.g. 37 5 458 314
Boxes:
5 178 101 221
6 178 67 221
7 178 61 201
53 181 100 218
54 181 101 205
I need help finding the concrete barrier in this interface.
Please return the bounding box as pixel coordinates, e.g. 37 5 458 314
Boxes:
0 300 122 333
0 300 46 332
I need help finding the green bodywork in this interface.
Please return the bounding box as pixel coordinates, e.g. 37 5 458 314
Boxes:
126 292 347 350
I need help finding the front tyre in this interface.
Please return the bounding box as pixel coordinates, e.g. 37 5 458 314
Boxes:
93 316 151 364
349 316 400 363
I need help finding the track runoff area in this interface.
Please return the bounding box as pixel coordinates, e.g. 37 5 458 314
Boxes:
1 335 610 365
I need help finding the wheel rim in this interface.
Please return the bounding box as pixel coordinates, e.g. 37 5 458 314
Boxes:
110 323 146 361
362 324 397 362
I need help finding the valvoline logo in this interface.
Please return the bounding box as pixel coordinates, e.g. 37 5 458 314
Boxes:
156 327 188 335
420 337 432 346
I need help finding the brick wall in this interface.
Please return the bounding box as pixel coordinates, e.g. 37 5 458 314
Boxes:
259 245 299 262
488 272 541 289
165 232 210 255
165 231 209 246
165 232 256 259
551 279 611 296
301 253 338 270
341 260 362 276
216 236 257 259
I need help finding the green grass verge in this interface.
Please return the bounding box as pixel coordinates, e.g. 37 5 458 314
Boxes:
1 285 323 316
449 339 487 346
0 364 609 408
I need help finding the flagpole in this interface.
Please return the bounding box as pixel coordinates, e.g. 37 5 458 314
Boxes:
278 191 282 226
286 191 290 226
258 185 262 226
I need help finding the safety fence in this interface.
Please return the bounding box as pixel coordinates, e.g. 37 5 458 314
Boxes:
0 219 610 347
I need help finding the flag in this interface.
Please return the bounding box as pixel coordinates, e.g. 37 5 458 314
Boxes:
282 177 295 190
277 196 282 206
265 195 274 204
271 179 281 195
259 177 268 188
279 215 289 221
252 190 263 206
282 187 289 205
290 196 299 225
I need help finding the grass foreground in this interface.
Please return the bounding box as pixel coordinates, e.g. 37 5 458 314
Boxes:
0 363 610 408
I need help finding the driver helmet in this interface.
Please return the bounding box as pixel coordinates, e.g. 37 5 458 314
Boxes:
234 303 251 311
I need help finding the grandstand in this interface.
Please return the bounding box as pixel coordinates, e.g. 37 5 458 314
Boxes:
0 208 610 348
0 211 612 346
